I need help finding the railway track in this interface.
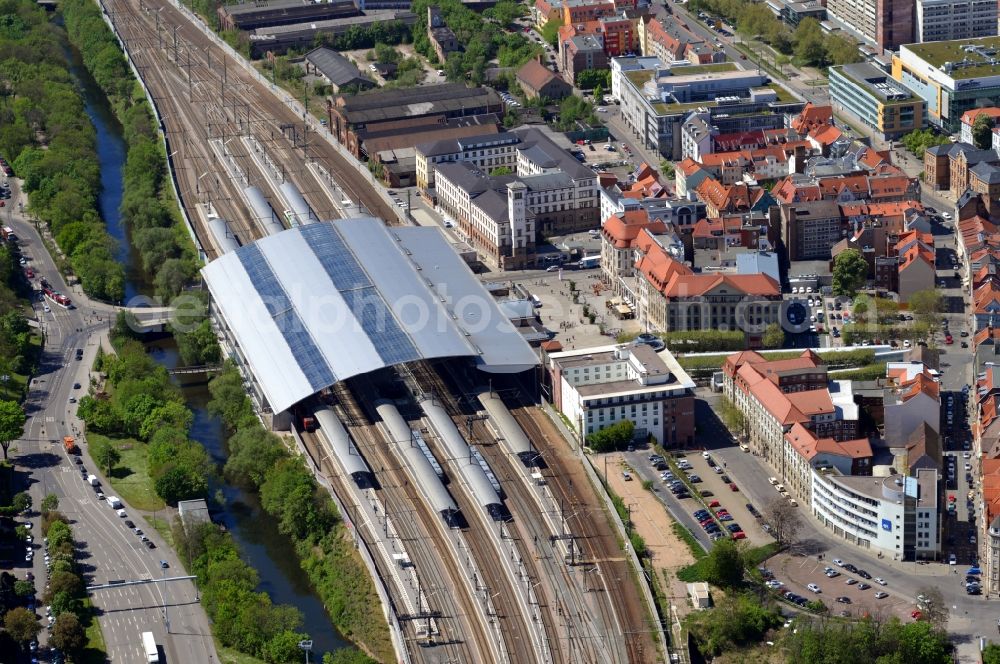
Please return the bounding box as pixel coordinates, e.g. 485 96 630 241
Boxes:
405 364 543 664
100 0 399 253
330 381 495 664
424 362 636 664
512 406 661 664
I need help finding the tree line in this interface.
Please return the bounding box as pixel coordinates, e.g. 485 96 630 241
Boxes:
2 495 95 659
688 0 862 69
61 0 201 302
0 0 126 302
206 364 391 662
77 319 209 505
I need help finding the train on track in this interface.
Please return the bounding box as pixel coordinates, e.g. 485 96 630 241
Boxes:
476 390 541 467
418 397 506 522
313 407 375 489
375 400 461 528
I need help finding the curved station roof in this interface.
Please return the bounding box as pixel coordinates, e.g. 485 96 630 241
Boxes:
202 217 538 413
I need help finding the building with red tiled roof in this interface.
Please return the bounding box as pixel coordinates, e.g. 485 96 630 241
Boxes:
600 209 670 299
694 178 771 217
807 124 844 154
894 230 935 302
516 59 572 100
783 423 873 503
790 103 833 136
632 238 780 344
640 16 720 65
961 108 1000 145
723 349 860 480
772 173 919 205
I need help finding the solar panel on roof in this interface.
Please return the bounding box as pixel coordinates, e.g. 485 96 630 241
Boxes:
239 245 335 391
300 223 371 288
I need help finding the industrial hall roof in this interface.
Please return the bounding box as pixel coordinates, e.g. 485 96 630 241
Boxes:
201 218 539 413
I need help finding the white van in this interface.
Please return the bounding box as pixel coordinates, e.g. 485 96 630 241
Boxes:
768 477 778 485
775 484 786 493
87 474 99 486
107 496 122 509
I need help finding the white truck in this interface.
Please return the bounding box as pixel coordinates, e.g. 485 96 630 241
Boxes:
87 474 99 487
141 631 159 663
107 496 122 509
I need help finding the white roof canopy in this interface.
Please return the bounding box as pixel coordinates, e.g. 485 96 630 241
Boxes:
202 218 538 412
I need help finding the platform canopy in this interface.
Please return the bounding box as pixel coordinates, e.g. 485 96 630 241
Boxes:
201 217 538 413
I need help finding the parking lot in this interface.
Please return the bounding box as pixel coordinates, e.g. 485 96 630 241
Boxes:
766 552 917 619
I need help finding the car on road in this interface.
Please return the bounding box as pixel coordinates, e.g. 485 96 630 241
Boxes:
807 583 821 593
857 570 872 579
124 520 135 528
832 558 844 567
159 560 169 569
115 509 126 518
145 540 156 549
729 483 738 491
874 577 887 586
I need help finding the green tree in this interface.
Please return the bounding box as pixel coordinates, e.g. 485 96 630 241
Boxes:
0 399 25 460
592 83 604 104
832 249 868 296
40 493 59 514
762 322 785 349
909 289 943 319
973 113 996 149
324 649 379 664
45 571 83 603
49 612 85 654
586 420 636 452
224 426 289 487
92 437 122 477
154 464 208 504
717 397 748 440
13 579 34 597
824 33 861 65
540 20 560 47
264 630 311 663
983 643 1000 664
3 606 40 644
12 491 31 514
793 18 826 66
702 537 745 587
659 160 675 179
489 166 514 176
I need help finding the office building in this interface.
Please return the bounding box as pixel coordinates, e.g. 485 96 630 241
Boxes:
893 37 1000 132
829 63 924 140
812 468 939 560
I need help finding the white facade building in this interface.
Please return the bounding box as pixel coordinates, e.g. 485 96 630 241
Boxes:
548 343 696 446
811 468 939 560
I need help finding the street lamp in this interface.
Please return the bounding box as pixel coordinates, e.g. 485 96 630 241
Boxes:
297 640 313 664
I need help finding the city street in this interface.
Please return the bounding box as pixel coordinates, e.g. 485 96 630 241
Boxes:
4 181 217 664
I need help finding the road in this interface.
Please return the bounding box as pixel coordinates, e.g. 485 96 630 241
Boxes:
5 183 217 664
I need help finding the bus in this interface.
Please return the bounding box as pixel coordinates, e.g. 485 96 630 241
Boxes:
141 631 159 663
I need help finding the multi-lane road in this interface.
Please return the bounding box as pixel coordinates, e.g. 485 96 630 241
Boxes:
6 184 217 664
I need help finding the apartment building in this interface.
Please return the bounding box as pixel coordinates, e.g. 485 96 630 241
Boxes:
883 366 941 446
915 0 997 43
894 230 936 302
961 108 1000 145
548 343 697 445
772 172 919 204
639 16 722 65
723 350 860 472
777 200 846 260
783 422 873 505
600 209 670 299
559 33 608 84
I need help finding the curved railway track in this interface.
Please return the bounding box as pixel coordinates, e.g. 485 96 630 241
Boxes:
331 382 495 664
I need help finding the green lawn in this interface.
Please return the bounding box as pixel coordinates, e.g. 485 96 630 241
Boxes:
89 434 166 512
145 514 174 548
217 644 268 664
78 599 107 664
